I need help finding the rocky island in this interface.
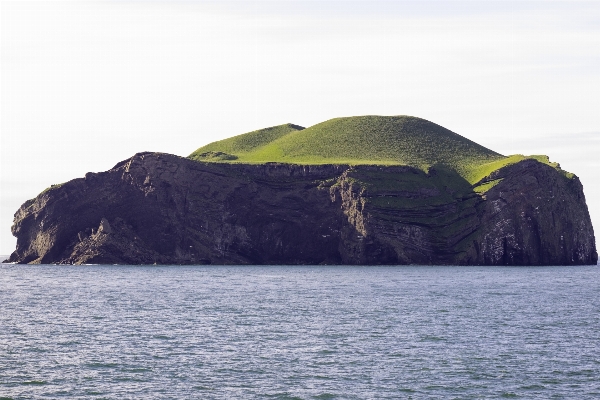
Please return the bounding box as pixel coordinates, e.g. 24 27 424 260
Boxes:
5 116 597 265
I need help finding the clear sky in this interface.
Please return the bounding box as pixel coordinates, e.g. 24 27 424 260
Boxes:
1 1 599 255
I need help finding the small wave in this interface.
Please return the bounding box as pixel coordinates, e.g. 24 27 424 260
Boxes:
313 394 336 400
86 362 119 369
21 380 46 385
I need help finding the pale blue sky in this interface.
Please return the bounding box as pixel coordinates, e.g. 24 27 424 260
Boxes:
1 1 599 255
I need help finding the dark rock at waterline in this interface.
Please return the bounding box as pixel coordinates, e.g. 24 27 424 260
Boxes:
6 152 597 265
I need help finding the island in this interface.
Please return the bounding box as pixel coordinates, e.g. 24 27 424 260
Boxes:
5 116 597 265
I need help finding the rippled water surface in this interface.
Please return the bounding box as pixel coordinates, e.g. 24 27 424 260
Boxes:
1 264 599 399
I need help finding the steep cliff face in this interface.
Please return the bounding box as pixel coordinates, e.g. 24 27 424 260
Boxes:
6 152 597 265
472 159 596 265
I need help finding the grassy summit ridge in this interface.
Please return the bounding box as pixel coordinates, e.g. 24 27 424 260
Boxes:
189 115 571 185
189 123 304 157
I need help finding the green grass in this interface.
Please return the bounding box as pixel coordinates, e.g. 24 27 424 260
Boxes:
189 123 304 160
189 115 574 183
473 179 504 194
191 116 503 170
464 154 573 185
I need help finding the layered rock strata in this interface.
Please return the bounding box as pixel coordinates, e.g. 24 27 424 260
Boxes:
6 153 597 265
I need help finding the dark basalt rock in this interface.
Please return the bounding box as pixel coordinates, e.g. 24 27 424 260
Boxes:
6 152 597 265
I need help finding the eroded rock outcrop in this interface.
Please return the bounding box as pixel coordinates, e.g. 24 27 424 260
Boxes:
5 152 597 265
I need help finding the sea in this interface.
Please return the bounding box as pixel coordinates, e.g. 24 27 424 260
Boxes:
0 263 599 399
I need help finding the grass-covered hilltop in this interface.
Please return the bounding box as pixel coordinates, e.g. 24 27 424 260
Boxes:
189 115 571 185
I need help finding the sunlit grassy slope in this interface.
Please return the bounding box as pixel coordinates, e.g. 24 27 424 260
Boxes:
189 116 571 185
190 123 305 156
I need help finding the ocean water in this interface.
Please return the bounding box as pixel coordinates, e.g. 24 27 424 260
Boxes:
0 264 599 399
